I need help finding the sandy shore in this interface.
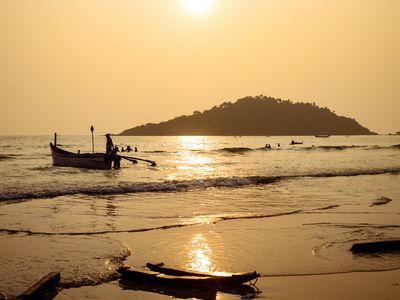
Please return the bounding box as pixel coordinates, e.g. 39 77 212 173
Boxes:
56 269 400 300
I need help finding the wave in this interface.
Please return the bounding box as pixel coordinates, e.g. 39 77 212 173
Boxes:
1 167 399 202
390 144 400 150
0 154 22 161
217 147 253 153
223 144 400 153
312 145 364 151
0 210 304 236
144 150 168 153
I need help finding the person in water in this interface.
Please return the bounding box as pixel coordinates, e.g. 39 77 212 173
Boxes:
126 145 132 152
105 134 114 154
105 134 120 168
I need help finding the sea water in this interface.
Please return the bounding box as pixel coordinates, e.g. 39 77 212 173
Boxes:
0 135 399 298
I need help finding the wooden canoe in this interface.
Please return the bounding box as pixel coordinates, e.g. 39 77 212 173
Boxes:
146 262 259 285
118 267 219 289
50 143 113 170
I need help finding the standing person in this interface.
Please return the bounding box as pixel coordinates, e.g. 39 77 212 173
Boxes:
105 134 114 154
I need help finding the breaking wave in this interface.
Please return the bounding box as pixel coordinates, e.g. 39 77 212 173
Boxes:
215 144 400 153
217 147 254 153
390 144 400 150
0 154 21 161
1 167 400 202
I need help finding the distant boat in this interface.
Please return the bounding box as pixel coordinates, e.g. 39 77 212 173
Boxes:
50 143 112 170
315 135 330 138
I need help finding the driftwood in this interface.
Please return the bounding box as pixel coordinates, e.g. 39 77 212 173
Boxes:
17 272 60 300
351 240 400 253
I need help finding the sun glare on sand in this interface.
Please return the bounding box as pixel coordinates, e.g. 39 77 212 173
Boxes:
183 0 214 15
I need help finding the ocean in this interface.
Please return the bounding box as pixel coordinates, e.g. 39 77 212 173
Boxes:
0 135 400 298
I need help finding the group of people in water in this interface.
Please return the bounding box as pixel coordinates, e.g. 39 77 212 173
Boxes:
105 134 138 168
106 134 137 153
265 140 304 148
265 143 281 148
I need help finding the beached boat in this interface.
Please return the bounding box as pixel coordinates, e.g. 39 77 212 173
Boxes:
146 262 259 285
118 267 219 289
50 143 112 170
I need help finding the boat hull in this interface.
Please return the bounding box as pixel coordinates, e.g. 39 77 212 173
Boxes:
50 143 112 170
118 267 218 289
146 263 259 285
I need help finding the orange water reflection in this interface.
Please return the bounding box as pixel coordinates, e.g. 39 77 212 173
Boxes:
177 136 210 150
186 233 213 273
167 136 215 180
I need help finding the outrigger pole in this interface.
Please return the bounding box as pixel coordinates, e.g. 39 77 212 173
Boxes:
120 155 157 167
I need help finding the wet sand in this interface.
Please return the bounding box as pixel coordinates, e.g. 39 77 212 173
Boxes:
56 269 400 300
54 207 400 300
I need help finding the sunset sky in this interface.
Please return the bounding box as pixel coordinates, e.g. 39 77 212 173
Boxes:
1 0 399 135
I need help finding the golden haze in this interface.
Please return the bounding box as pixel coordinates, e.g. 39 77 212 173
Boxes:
0 0 399 135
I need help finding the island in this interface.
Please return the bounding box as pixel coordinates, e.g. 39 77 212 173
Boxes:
120 96 375 136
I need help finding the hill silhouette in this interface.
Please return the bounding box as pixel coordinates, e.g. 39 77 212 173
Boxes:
120 96 374 136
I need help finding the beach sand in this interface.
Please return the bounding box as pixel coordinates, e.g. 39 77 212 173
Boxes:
54 209 400 300
56 269 400 300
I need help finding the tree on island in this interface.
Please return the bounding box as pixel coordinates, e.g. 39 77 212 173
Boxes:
120 95 375 136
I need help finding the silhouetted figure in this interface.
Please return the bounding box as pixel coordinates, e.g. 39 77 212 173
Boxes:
106 134 114 154
290 140 295 145
265 144 271 149
126 145 132 152
121 147 126 152
105 134 121 168
277 143 280 147
113 155 121 169
134 147 138 152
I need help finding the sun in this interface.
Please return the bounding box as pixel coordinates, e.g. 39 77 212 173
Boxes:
183 0 214 15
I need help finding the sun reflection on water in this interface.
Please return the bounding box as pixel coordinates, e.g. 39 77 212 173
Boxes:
177 136 210 150
187 233 213 273
167 136 216 180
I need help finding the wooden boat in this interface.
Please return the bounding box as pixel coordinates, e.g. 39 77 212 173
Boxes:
119 278 218 300
315 135 330 138
120 276 257 299
17 272 60 300
146 262 259 285
118 267 219 289
50 143 112 170
351 240 400 253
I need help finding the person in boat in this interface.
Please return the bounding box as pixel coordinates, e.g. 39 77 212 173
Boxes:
126 145 132 152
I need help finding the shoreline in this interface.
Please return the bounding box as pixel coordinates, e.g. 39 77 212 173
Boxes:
55 269 400 300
